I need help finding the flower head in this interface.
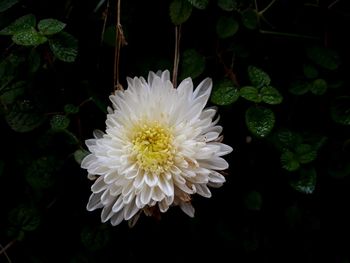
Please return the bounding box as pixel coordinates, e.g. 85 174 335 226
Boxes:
81 70 232 226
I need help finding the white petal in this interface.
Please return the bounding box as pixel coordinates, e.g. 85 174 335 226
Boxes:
101 189 115 205
86 192 103 211
101 203 114 222
112 196 124 213
180 202 195 217
177 78 193 99
140 186 153 205
158 199 169 213
110 210 124 226
198 157 229 170
152 186 165 202
91 176 108 193
195 184 212 198
81 154 95 169
208 171 226 183
158 176 174 196
93 129 104 139
124 199 139 220
145 173 158 187
193 78 212 100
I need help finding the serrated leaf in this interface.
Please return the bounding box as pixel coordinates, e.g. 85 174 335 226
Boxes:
306 46 340 71
74 149 90 164
218 0 237 11
281 151 300 171
244 190 262 211
248 66 270 88
241 9 258 30
211 84 239 106
0 81 26 105
8 204 41 233
331 96 350 125
28 48 41 73
25 156 62 189
240 86 261 103
180 49 205 79
0 14 36 35
289 80 310 95
261 86 283 104
12 27 47 46
187 0 208 9
245 106 275 137
38 18 66 35
216 16 239 38
170 0 192 25
310 78 327 95
303 64 318 79
49 32 78 62
5 100 46 132
275 129 302 150
81 225 111 252
50 115 70 130
0 0 18 12
290 167 316 194
64 104 79 114
295 144 317 164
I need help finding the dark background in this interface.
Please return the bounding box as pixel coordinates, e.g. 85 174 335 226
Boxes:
1 0 349 262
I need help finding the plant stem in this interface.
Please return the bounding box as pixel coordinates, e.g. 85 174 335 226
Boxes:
172 25 181 88
259 0 277 15
0 239 16 262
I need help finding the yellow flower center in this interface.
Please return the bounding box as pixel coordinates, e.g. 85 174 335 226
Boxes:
132 122 174 174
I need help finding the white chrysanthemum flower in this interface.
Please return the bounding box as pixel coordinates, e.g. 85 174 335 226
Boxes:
81 70 232 226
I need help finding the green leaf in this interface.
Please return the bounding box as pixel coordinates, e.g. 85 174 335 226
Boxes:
0 0 18 12
74 149 90 164
12 27 47 46
187 0 208 9
211 84 239 106
330 96 350 125
290 167 317 194
64 104 79 114
289 80 310 95
261 86 283 104
25 156 63 189
241 9 258 30
216 16 239 38
170 0 192 25
38 18 66 35
303 64 318 79
28 48 41 73
0 81 26 105
81 225 111 252
180 49 205 79
245 106 275 137
275 129 302 150
295 144 317 164
248 66 271 88
0 14 36 35
244 190 262 211
240 86 261 103
50 115 70 130
8 204 41 233
49 32 78 62
310 78 327 95
5 100 46 132
217 0 237 11
281 151 300 171
306 46 340 71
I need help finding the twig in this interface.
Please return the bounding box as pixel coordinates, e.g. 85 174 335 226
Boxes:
0 239 15 263
100 0 110 46
259 0 278 15
172 25 181 88
259 29 320 40
328 0 341 9
217 51 239 87
114 0 127 92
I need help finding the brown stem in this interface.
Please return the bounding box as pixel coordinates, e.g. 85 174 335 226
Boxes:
0 239 16 261
172 25 181 88
113 0 127 91
217 51 239 87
